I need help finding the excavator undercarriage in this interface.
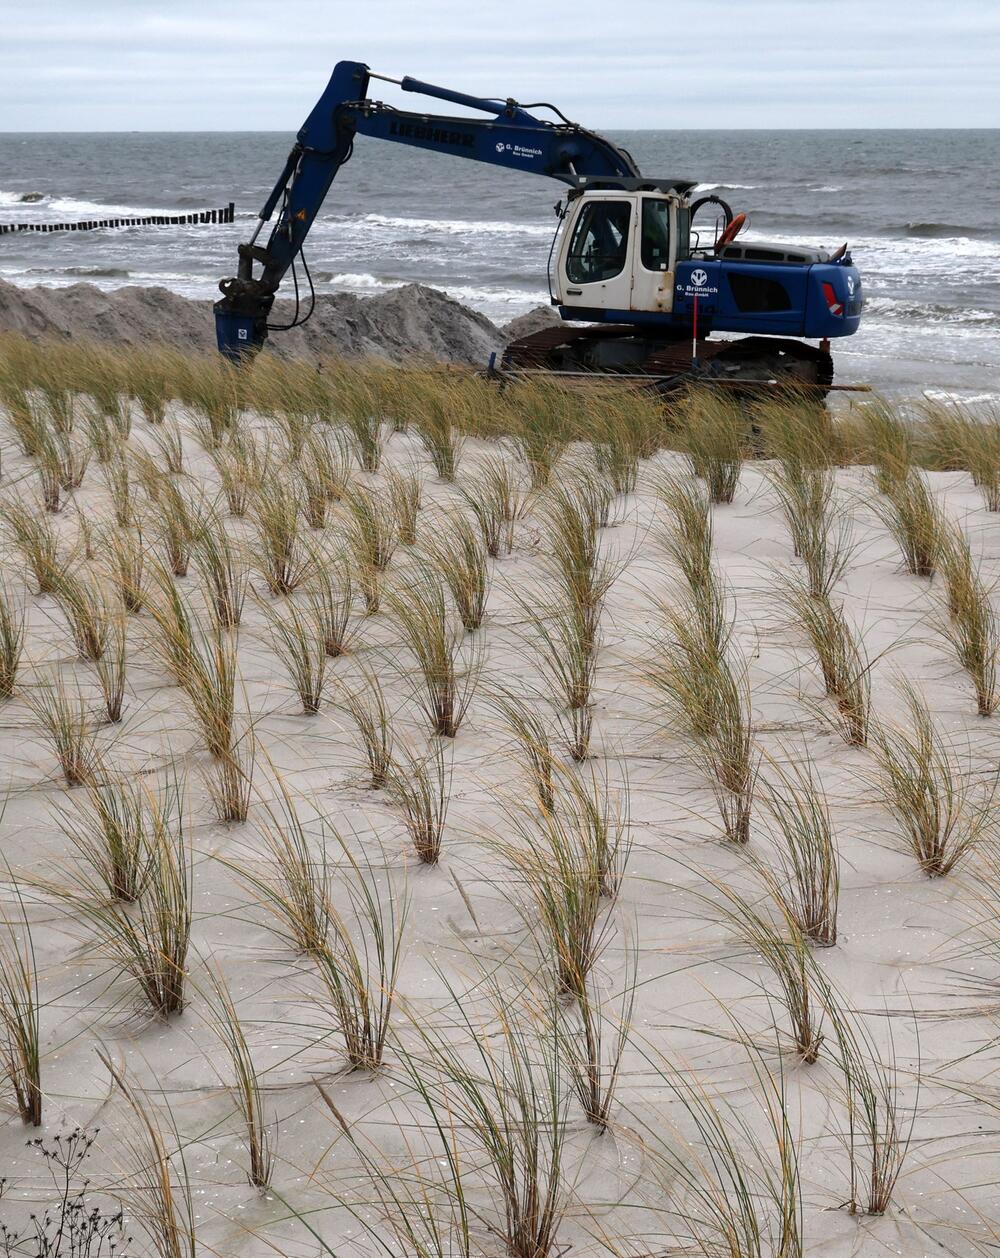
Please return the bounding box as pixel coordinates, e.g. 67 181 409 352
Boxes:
498 325 837 398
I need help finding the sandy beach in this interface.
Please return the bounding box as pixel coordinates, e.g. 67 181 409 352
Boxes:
0 336 999 1256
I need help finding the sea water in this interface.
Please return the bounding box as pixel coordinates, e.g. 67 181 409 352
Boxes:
1 129 997 396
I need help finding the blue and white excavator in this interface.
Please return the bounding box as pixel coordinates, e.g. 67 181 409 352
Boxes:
215 60 864 395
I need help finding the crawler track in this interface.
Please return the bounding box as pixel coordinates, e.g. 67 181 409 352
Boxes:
500 324 838 398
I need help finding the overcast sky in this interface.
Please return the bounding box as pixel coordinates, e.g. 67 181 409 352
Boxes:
3 0 999 131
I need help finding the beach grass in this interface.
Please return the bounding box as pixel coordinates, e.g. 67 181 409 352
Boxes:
871 680 998 875
1 333 999 1255
0 892 41 1125
0 582 26 700
46 772 191 1017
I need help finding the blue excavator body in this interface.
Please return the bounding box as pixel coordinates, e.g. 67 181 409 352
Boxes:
558 256 863 340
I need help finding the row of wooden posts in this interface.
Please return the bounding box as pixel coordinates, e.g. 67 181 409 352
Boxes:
0 202 236 234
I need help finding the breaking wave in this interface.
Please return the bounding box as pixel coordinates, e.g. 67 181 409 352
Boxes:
39 265 131 278
315 270 394 289
48 196 173 217
341 212 553 238
905 221 995 239
0 190 46 205
0 190 40 206
862 296 1000 327
314 269 542 310
923 389 1000 405
0 192 185 218
691 182 758 194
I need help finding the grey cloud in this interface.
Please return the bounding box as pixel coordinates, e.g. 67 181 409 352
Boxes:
2 0 998 129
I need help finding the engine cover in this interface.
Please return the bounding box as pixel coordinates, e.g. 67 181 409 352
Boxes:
672 258 863 340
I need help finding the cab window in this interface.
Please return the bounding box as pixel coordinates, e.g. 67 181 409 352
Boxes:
566 200 631 284
675 205 691 261
641 198 671 271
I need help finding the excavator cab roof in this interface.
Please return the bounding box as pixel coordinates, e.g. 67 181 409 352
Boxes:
567 176 698 197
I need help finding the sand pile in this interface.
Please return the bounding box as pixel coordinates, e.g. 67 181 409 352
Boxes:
0 277 557 363
0 278 214 351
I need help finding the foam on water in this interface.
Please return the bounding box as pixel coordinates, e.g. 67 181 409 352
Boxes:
344 212 553 238
1 192 179 219
923 390 1000 405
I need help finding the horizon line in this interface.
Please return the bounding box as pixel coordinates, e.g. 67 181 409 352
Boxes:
2 125 999 136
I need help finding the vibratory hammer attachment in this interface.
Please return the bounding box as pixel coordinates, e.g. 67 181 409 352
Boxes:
214 305 267 360
215 271 274 359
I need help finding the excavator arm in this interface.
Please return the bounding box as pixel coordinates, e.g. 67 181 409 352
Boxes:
214 60 640 357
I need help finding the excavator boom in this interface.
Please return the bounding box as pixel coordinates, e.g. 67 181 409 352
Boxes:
215 60 640 356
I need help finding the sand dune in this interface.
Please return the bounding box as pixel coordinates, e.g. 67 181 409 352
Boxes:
0 343 998 1255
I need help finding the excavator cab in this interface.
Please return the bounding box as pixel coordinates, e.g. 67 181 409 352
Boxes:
553 186 691 319
550 181 863 353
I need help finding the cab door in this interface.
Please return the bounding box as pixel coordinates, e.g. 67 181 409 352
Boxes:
557 193 636 314
629 195 677 314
